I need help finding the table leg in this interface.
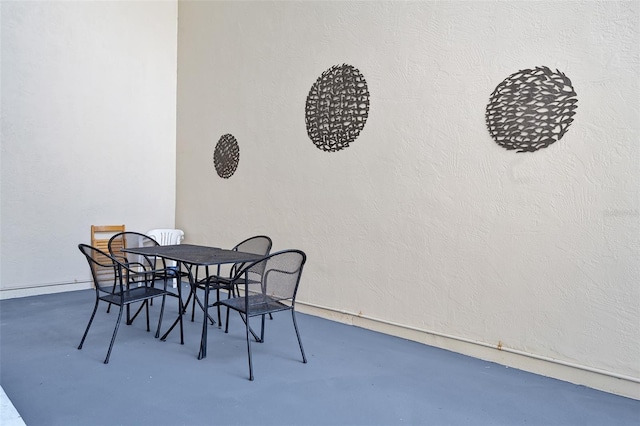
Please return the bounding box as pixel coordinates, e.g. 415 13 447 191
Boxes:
176 262 184 344
216 264 222 328
160 262 189 343
198 265 211 359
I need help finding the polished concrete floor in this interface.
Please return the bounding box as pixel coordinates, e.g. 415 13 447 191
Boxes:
1 288 638 426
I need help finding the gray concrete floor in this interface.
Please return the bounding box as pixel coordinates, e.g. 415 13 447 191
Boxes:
1 288 638 426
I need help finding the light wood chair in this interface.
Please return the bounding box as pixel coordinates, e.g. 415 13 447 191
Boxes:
90 225 125 310
91 225 126 254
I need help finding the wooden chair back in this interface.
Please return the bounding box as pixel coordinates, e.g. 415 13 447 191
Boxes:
91 225 126 252
90 225 126 285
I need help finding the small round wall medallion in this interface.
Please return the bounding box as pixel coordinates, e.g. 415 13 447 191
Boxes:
486 66 578 153
305 64 370 152
213 134 239 179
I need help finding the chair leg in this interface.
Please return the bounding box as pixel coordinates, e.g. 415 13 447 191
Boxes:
190 289 196 322
224 288 232 332
78 299 99 350
260 314 266 342
291 310 307 364
216 288 222 328
127 301 147 325
155 295 167 338
178 295 184 345
145 299 151 332
234 310 261 342
104 305 125 364
246 315 254 381
106 284 117 313
224 307 231 333
158 294 185 345
226 284 240 333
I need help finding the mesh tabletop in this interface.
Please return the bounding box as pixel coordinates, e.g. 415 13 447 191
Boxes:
122 244 264 266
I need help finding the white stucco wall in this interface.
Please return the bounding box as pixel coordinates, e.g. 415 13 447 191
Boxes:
176 1 639 397
1 1 178 296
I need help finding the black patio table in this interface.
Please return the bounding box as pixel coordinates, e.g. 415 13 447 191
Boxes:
122 244 264 359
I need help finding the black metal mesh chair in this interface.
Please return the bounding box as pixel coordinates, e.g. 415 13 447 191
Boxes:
77 244 180 364
214 249 307 380
189 235 272 327
107 231 165 323
108 231 162 272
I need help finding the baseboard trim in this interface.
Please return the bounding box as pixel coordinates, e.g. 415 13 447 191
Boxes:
0 282 92 300
296 301 640 400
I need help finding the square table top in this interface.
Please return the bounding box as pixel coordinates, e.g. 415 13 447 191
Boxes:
122 244 264 266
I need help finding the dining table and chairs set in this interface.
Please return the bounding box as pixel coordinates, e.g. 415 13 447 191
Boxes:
76 230 308 381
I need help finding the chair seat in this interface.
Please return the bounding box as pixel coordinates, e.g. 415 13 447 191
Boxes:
216 294 291 316
196 277 232 291
201 275 261 290
99 286 169 306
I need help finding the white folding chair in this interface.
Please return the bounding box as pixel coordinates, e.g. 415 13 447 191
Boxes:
147 229 185 288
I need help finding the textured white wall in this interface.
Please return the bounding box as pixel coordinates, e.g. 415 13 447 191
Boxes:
1 1 178 295
176 1 639 396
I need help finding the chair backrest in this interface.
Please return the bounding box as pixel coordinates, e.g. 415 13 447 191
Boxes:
248 250 306 303
147 229 185 246
232 235 273 278
108 231 160 270
78 244 121 293
234 235 272 255
91 225 126 253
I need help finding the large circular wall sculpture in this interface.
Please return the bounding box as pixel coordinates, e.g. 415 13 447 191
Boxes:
213 134 239 179
486 66 578 153
305 64 370 152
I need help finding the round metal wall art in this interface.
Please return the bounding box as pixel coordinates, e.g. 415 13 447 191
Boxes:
305 64 370 152
213 134 239 179
486 66 578 153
